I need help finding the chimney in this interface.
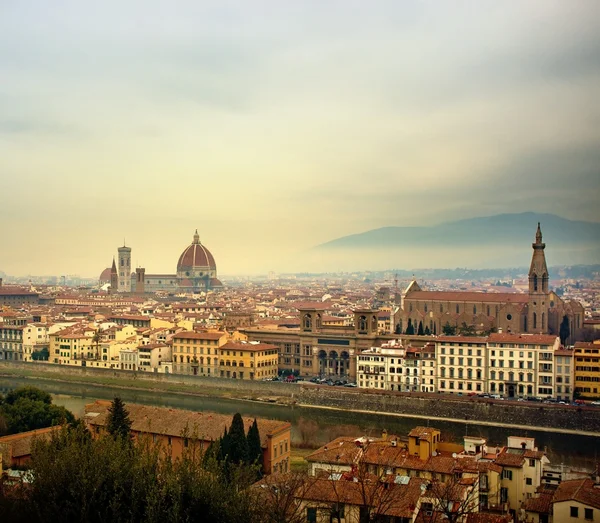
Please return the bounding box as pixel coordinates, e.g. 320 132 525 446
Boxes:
497 327 503 334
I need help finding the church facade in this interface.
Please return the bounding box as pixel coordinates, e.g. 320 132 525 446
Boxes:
395 224 584 345
100 230 223 294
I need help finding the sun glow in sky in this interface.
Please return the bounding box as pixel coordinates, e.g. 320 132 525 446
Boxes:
1 1 599 276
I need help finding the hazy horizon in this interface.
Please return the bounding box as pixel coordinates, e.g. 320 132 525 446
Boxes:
2 2 599 276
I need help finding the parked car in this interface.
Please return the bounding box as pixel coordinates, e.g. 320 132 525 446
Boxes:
343 382 358 388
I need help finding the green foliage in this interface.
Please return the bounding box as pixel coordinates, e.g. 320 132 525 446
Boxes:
227 413 249 465
457 322 476 336
106 397 132 442
424 326 431 336
0 423 262 523
405 319 414 335
31 348 49 361
559 315 570 345
417 321 424 336
247 419 263 472
0 387 74 435
442 322 456 335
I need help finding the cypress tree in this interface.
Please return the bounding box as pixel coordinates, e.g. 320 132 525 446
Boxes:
559 315 570 345
418 321 424 335
106 397 132 441
405 319 414 335
218 427 230 462
227 413 249 465
247 419 263 469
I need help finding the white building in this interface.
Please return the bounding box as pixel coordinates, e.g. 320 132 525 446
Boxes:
356 340 405 391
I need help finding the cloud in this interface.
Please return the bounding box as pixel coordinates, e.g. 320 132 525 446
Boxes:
0 1 599 275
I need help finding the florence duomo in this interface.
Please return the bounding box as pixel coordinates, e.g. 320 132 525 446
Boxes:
99 230 223 294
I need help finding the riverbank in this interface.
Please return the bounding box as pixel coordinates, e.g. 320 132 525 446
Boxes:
2 361 600 436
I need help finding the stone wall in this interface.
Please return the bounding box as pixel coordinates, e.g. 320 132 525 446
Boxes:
2 361 600 433
0 361 296 397
297 387 600 433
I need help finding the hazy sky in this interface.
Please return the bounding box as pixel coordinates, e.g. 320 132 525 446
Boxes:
1 1 599 276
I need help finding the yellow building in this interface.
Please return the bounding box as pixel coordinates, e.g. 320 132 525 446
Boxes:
50 328 96 364
552 478 600 523
172 331 228 376
407 426 440 461
219 341 279 380
574 341 600 399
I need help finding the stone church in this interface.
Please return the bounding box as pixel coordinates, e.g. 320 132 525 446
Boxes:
394 224 584 344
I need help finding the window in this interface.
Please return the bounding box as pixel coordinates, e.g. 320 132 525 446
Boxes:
307 507 317 522
503 469 513 480
526 477 532 485
585 508 593 520
570 507 579 518
529 459 536 467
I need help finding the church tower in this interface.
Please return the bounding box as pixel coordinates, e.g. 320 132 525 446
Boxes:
527 223 549 333
110 257 118 294
117 243 132 293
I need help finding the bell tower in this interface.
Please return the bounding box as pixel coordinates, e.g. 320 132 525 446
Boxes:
527 223 549 333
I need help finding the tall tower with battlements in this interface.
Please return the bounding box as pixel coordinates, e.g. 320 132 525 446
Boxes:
117 243 132 293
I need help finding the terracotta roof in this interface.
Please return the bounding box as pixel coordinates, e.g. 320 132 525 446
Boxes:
172 331 226 340
177 232 216 271
220 341 278 352
436 336 487 344
406 291 528 304
0 426 59 460
494 449 525 467
488 333 559 345
408 426 439 440
553 478 600 510
84 402 289 447
523 490 554 514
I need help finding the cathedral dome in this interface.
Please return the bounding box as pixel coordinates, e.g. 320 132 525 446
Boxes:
176 230 216 276
99 267 112 284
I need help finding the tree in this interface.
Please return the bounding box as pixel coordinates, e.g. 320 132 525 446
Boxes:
0 422 262 523
106 397 132 441
424 326 431 336
418 321 424 336
247 419 263 471
457 322 476 336
0 386 74 435
419 475 483 523
405 319 414 335
31 348 49 361
91 329 103 360
442 322 456 336
559 315 571 345
228 413 249 465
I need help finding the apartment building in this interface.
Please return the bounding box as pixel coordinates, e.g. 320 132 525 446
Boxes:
172 331 229 376
356 341 405 391
554 347 574 402
218 341 278 380
574 341 600 399
436 336 487 394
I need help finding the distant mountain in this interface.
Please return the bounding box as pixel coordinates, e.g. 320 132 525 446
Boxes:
316 213 600 250
303 213 600 272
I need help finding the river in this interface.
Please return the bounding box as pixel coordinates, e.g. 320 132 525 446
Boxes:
2 376 598 470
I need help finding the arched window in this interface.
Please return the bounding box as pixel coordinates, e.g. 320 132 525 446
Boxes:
533 274 538 291
440 304 443 313
359 316 367 332
456 305 460 314
473 306 477 315
487 306 490 316
424 304 428 313
533 312 537 330
541 313 545 330
303 314 312 331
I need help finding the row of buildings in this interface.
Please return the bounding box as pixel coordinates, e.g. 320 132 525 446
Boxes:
1 305 599 400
